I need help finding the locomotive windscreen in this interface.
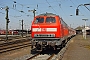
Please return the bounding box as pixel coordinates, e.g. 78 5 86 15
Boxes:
34 17 56 24
34 17 44 23
46 17 56 23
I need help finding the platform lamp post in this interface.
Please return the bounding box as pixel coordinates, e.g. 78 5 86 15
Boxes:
1 6 10 40
82 19 88 39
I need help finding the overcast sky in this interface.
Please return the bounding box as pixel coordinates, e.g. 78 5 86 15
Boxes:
0 0 90 30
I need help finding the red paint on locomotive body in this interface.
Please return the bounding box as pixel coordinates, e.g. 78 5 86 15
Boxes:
31 13 76 50
31 13 65 39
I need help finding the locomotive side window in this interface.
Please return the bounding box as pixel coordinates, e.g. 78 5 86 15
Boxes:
34 17 44 23
46 17 56 23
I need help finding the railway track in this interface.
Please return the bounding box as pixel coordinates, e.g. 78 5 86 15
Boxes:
0 38 31 53
0 35 75 60
0 35 21 40
0 38 31 46
27 51 55 60
0 34 31 42
0 35 30 45
26 36 75 60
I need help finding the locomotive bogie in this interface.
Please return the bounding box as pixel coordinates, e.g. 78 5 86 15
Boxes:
33 40 62 50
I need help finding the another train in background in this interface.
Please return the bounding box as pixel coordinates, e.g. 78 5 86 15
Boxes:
0 30 31 35
0 30 18 35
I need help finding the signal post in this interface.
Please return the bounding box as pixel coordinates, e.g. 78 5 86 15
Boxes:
5 6 10 40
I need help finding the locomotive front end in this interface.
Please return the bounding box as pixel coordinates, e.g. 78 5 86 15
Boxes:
31 15 60 39
31 13 62 50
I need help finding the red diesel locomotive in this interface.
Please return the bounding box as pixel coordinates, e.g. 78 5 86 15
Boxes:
31 13 76 50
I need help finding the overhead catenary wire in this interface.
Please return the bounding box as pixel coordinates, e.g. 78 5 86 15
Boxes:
0 0 90 26
0 1 34 18
45 0 57 13
70 0 90 16
56 0 66 16
55 0 74 28
69 0 90 28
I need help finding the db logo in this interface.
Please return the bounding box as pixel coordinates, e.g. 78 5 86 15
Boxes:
41 28 46 31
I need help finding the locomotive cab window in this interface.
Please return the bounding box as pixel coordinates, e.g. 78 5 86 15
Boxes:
46 17 56 23
34 17 44 24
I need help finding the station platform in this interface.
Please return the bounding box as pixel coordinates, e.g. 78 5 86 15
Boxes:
62 35 90 60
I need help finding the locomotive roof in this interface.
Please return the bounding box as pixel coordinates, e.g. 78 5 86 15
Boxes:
37 13 59 16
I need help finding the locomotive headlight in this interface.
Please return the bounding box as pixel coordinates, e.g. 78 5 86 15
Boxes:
34 34 39 37
34 34 36 37
51 34 55 37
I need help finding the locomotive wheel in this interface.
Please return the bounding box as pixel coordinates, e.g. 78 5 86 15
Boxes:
31 45 33 49
54 45 58 50
61 40 66 48
36 44 41 50
61 44 65 47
